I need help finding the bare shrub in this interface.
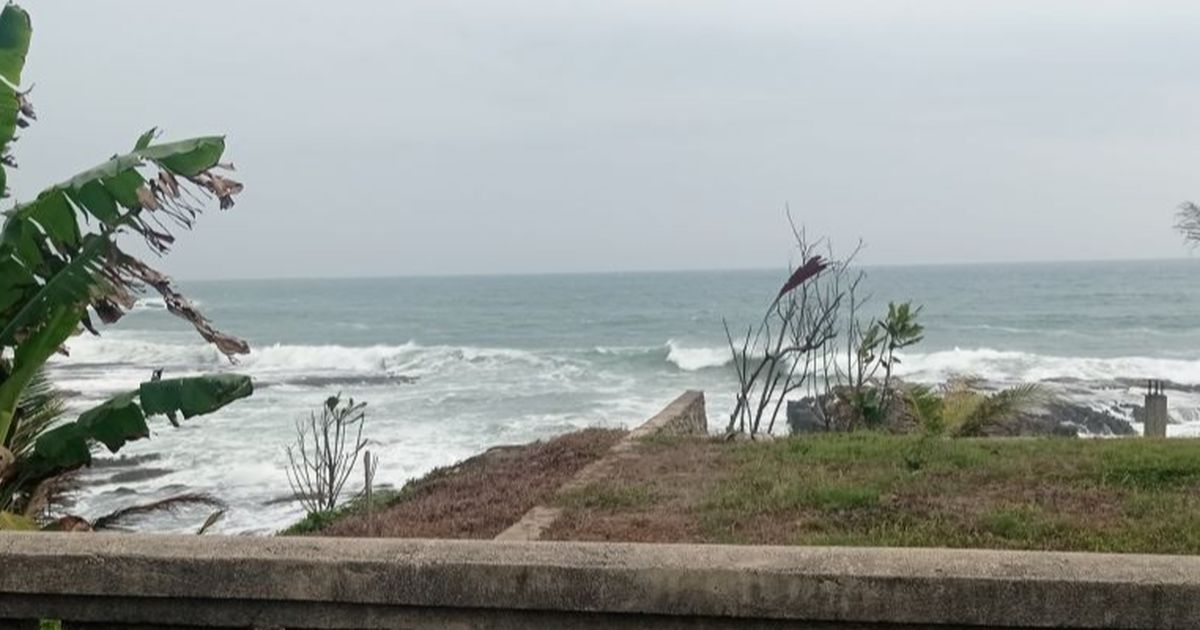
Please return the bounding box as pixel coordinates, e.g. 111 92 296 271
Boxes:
723 217 851 436
724 212 924 437
285 394 369 515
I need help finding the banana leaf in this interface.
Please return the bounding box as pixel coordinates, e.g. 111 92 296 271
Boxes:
20 374 252 478
0 135 247 442
0 136 231 349
0 3 31 199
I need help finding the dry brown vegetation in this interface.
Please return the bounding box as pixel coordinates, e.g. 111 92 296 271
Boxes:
315 428 625 539
543 436 721 543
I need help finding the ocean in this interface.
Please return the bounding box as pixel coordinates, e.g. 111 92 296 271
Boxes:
47 259 1200 533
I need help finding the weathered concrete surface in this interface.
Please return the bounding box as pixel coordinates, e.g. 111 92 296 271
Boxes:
1144 391 1169 437
497 391 706 541
1 533 1199 629
629 389 707 438
491 505 562 542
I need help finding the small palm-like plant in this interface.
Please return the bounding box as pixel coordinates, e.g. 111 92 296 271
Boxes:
1 368 68 517
907 377 1049 437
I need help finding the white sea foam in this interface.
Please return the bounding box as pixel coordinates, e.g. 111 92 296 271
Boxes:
593 344 655 356
665 340 730 371
59 336 226 367
62 335 1200 389
57 336 570 381
131 297 202 312
897 347 1200 385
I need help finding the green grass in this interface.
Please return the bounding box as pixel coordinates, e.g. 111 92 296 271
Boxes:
555 482 657 510
700 433 1200 553
278 488 403 535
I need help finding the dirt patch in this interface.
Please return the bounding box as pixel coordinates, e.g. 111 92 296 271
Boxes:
542 436 727 543
320 428 625 539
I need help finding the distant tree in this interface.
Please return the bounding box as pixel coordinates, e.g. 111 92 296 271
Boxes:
1176 202 1200 245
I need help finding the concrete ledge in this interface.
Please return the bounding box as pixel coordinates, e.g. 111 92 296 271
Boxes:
630 389 707 438
2 533 1198 629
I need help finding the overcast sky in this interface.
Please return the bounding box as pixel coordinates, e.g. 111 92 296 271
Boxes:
10 1 1200 279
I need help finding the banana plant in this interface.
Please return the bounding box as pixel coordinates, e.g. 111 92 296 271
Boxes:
0 3 254 527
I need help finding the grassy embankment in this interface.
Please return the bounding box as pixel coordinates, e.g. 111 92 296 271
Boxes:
290 431 1200 554
283 428 626 537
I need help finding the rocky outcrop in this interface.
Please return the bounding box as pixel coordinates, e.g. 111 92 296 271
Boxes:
1043 402 1136 436
788 388 915 435
787 391 1135 438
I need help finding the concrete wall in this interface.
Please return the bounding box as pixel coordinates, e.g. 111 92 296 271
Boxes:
1 533 1198 629
629 389 707 438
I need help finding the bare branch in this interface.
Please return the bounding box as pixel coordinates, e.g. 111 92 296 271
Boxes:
285 394 370 515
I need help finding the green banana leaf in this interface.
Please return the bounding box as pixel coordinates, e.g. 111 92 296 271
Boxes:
0 3 31 199
139 373 253 420
0 5 31 87
20 374 252 478
0 136 227 348
0 135 241 443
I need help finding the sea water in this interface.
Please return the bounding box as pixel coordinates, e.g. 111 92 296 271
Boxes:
47 259 1200 533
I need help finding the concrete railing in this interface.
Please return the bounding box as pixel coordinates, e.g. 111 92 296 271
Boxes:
2 533 1198 629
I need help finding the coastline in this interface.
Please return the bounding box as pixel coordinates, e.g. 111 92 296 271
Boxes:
286 391 1200 554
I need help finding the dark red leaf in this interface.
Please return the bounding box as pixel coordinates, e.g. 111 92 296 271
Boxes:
776 256 828 300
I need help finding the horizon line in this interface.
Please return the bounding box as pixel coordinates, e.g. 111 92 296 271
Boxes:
174 254 1200 284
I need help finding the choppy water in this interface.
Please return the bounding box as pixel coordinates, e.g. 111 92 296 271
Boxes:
47 259 1200 533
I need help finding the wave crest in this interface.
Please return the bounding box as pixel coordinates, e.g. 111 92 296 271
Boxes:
665 340 730 371
898 347 1200 385
56 336 570 381
131 297 202 312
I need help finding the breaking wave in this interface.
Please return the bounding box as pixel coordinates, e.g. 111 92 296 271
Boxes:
56 337 569 381
131 297 202 312
55 334 1200 389
897 347 1200 385
664 340 730 371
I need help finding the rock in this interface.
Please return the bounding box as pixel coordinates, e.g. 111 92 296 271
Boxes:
975 409 1074 437
91 453 163 469
785 382 1136 438
786 400 826 434
106 468 173 484
988 402 1134 437
1047 402 1135 436
272 374 419 388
